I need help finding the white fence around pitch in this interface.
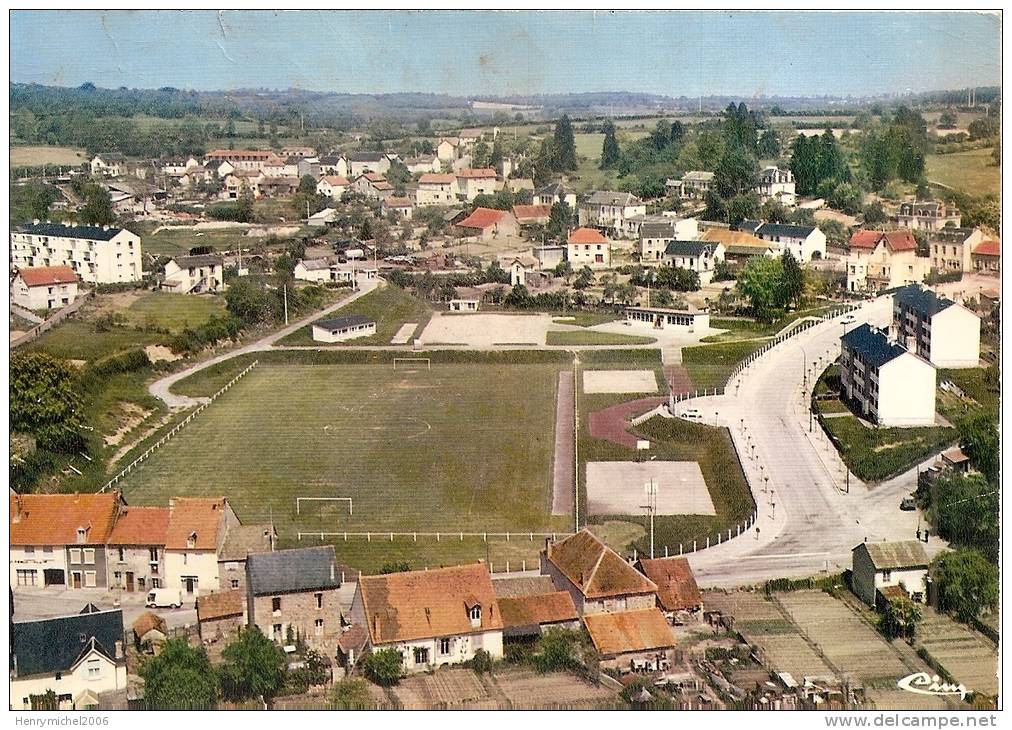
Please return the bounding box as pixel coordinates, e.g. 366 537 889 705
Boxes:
100 360 259 493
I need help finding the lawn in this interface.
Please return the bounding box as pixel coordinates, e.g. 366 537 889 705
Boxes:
938 367 999 422
925 147 1000 198
10 145 88 167
703 305 835 343
820 415 956 482
277 285 433 346
545 330 656 346
136 225 255 258
551 311 622 328
26 319 164 362
118 361 568 544
681 339 771 391
122 292 226 332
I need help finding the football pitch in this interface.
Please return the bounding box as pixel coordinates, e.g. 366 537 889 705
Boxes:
119 362 565 538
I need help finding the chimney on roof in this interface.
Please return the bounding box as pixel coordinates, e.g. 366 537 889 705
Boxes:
115 640 124 660
12 494 23 523
330 561 335 582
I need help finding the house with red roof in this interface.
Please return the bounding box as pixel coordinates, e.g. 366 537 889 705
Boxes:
455 168 498 201
845 229 927 292
352 172 394 200
971 238 1000 274
567 227 612 269
512 204 552 227
316 175 350 201
12 266 80 311
163 497 239 598
635 557 704 623
456 207 518 241
105 506 170 595
382 196 415 220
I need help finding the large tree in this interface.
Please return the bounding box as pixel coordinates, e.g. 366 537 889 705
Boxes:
780 250 805 309
929 472 998 561
546 201 573 240
736 256 787 323
10 352 86 453
879 596 922 640
362 648 403 687
600 120 620 169
77 183 115 226
932 549 999 623
139 638 218 710
715 147 759 198
957 411 999 484
552 115 578 171
218 627 287 707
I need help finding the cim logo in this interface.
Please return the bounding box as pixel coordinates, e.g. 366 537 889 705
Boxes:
896 672 968 699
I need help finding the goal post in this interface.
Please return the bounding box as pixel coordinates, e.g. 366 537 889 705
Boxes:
295 496 353 516
393 357 431 370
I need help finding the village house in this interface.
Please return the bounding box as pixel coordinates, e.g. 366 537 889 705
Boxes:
316 175 350 201
382 196 414 219
851 540 930 607
258 177 299 198
416 173 458 206
350 562 504 673
634 557 704 623
346 152 392 178
261 155 298 178
161 254 225 294
317 155 348 178
892 284 981 368
897 200 961 230
90 153 126 177
436 137 460 162
449 297 480 313
294 257 348 284
404 154 441 174
352 172 394 199
11 222 142 284
504 176 534 195
11 265 80 310
754 166 796 206
311 314 377 342
204 149 276 172
846 229 926 292
160 156 202 175
178 164 216 188
223 169 262 199
281 145 316 159
662 240 725 285
637 218 700 264
10 492 121 591
540 529 657 615
455 168 498 201
105 505 169 596
497 591 580 640
534 182 577 209
579 191 647 237
930 227 984 272
217 523 276 593
840 324 936 427
625 305 710 332
163 497 239 598
306 207 339 227
534 244 566 270
583 608 678 674
456 207 519 241
11 607 127 711
753 222 826 262
512 203 552 227
132 611 168 654
971 238 1000 274
667 170 714 199
196 589 246 647
567 227 612 269
622 213 697 243
246 545 342 651
700 227 777 266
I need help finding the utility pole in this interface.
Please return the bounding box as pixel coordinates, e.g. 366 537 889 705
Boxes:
641 479 657 559
283 284 289 325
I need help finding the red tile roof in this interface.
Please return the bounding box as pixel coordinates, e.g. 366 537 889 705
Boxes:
196 590 244 621
358 563 503 645
569 227 608 244
544 529 657 599
636 557 702 613
456 168 497 179
419 173 456 185
361 172 387 182
18 266 79 287
583 608 676 656
107 506 169 546
457 207 507 230
384 196 413 208
165 497 228 551
974 239 1000 257
849 230 884 249
10 493 120 546
320 175 349 186
498 591 579 629
883 230 917 252
512 204 552 222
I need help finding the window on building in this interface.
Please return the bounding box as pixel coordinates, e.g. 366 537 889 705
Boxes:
231 579 240 589
83 548 95 565
315 592 323 609
152 578 160 589
69 548 82 564
468 605 482 622
16 569 37 586
84 571 97 588
882 570 892 582
118 547 125 562
413 647 430 665
76 528 86 543
315 618 324 636
43 546 53 554
24 546 35 556
439 638 451 655
149 547 159 563
272 597 282 613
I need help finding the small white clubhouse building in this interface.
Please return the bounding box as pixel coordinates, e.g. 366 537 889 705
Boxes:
625 306 710 332
311 315 376 343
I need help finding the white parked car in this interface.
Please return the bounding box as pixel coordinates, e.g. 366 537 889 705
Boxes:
841 313 857 324
679 408 703 421
145 588 183 609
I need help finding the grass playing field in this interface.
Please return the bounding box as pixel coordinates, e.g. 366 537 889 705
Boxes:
925 147 1000 198
118 361 567 541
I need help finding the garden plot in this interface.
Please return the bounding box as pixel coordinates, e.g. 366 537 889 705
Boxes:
586 461 715 516
390 668 497 709
776 591 912 686
582 369 658 393
492 669 617 709
917 608 998 697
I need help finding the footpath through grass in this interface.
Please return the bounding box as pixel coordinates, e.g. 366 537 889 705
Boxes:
277 285 433 346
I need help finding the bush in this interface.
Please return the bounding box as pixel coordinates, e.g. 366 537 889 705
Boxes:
467 649 494 674
170 314 243 354
362 648 402 686
87 348 151 377
532 628 581 673
331 678 373 710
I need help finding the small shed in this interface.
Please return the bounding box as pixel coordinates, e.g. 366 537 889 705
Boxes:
132 611 168 653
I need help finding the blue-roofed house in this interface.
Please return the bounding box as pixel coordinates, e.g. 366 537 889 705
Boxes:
662 240 725 284
840 323 936 427
892 284 981 368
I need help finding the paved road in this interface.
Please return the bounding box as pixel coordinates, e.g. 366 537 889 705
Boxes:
12 586 198 631
670 296 949 587
149 278 382 408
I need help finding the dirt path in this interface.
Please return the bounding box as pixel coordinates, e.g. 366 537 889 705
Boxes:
551 371 575 516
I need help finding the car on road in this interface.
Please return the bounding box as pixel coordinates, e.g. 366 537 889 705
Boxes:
900 496 917 511
679 408 703 421
841 313 857 324
146 588 183 609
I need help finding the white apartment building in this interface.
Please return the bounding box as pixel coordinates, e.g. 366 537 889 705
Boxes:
11 223 142 284
892 284 981 368
840 323 936 427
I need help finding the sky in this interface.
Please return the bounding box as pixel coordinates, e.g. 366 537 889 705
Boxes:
9 10 1001 98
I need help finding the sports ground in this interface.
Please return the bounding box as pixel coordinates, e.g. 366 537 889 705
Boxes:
118 361 568 539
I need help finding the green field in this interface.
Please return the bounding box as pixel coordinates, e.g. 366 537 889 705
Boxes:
278 285 433 346
137 225 258 258
118 361 567 543
681 339 772 391
925 147 1000 197
122 292 226 332
545 330 656 346
10 145 88 167
821 415 956 483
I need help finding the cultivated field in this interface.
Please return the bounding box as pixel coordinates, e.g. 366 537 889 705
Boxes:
119 361 565 538
492 668 618 709
10 144 88 167
917 607 998 697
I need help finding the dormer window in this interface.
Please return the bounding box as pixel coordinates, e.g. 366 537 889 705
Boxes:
468 604 481 624
76 527 87 544
186 532 197 549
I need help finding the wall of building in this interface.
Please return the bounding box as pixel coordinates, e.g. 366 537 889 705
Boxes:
381 630 504 674
12 279 79 311
164 551 220 596
11 651 126 711
876 354 936 427
105 546 164 593
249 587 342 650
10 231 142 284
929 306 981 368
66 545 109 589
11 546 68 589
